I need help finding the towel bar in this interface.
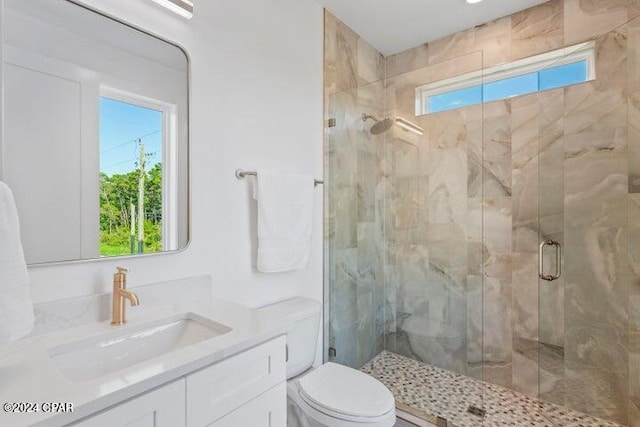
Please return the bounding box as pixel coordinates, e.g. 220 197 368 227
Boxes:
235 169 323 186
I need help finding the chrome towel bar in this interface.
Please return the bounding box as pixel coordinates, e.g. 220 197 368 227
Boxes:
235 169 324 186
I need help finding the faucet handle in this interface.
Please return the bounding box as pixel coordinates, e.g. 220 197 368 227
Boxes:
116 266 129 274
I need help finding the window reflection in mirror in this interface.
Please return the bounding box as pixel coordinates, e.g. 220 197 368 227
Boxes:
99 97 164 257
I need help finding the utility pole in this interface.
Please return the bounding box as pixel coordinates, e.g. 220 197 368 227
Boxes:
137 139 145 253
130 202 136 254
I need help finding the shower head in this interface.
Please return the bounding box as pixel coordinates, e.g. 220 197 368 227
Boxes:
362 113 394 135
371 118 395 135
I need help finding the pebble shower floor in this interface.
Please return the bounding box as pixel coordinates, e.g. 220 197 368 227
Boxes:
361 352 623 427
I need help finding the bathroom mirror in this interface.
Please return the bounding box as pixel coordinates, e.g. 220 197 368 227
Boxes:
0 0 189 265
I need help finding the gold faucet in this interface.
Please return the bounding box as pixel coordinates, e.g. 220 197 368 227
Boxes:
111 267 139 326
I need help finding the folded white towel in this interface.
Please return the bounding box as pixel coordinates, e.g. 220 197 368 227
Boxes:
254 170 314 273
0 181 34 343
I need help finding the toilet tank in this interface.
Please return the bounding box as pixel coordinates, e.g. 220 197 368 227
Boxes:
258 297 321 379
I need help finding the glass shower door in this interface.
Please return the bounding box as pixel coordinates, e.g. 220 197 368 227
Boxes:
325 79 386 370
536 17 637 425
326 48 487 424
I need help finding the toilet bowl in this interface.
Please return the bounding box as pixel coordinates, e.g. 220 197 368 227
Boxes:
287 362 396 427
258 298 396 427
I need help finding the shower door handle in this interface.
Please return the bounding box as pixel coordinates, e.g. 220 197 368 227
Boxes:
539 240 561 281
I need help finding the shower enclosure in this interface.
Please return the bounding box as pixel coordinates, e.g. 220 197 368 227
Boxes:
325 5 640 426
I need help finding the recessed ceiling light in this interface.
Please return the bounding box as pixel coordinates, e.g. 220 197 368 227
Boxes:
466 0 483 3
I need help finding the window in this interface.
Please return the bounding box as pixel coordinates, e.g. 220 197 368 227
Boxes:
416 41 595 115
99 88 177 257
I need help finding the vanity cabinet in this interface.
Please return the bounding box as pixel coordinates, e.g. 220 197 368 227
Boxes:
186 336 286 426
73 380 186 427
72 336 286 427
207 382 286 427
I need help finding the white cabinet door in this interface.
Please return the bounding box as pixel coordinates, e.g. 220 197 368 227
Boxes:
186 336 286 426
73 379 186 427
206 382 286 427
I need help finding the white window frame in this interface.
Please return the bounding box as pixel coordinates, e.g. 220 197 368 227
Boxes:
415 41 596 116
99 86 179 252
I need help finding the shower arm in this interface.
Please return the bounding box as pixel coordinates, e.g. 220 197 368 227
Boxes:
362 113 380 122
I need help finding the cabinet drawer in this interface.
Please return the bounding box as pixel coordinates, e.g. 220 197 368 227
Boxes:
186 336 286 427
73 379 186 427
206 382 286 427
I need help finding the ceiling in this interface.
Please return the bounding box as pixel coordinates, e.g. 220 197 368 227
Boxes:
316 0 550 56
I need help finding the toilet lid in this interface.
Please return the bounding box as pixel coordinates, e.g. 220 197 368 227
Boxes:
298 363 395 419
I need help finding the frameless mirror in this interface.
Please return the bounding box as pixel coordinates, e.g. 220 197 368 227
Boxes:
1 0 189 265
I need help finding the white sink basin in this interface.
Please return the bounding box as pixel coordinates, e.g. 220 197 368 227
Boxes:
48 313 231 382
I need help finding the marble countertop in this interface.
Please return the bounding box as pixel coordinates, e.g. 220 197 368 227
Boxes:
0 297 292 427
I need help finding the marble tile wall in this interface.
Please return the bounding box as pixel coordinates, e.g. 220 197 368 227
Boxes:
385 0 640 76
630 18 640 427
325 0 640 425
561 18 630 423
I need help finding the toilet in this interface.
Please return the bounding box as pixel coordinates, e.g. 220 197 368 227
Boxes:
259 298 396 427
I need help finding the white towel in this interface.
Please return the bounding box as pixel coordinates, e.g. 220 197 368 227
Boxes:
0 181 34 343
254 170 314 273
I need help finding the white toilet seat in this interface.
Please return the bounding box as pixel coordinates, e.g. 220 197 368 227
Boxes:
287 363 396 427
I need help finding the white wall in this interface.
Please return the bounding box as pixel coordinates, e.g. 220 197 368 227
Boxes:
23 0 324 311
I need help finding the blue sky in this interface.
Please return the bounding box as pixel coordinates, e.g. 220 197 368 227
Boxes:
99 97 162 176
429 60 588 114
